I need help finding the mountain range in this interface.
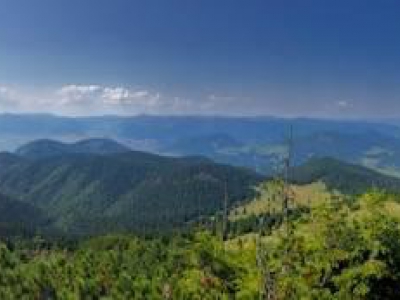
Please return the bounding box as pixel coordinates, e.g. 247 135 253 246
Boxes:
0 138 262 236
2 113 400 175
0 136 399 237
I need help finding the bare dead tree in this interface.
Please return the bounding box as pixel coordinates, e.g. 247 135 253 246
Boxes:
283 125 294 234
222 180 229 243
257 125 295 299
197 183 202 228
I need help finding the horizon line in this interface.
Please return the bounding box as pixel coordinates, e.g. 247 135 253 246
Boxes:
0 111 397 123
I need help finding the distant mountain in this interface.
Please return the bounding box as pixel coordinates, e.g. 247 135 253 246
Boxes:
166 133 243 156
0 142 262 235
15 138 130 159
0 152 24 167
3 113 400 175
290 157 400 194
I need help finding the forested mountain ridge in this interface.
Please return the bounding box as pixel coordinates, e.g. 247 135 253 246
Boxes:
2 136 398 237
15 138 131 159
0 142 262 236
3 136 400 236
290 157 400 194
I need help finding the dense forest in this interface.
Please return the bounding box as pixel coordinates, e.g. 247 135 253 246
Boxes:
0 140 261 236
2 139 400 298
1 185 400 298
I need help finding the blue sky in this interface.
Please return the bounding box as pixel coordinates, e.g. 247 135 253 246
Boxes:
0 0 399 117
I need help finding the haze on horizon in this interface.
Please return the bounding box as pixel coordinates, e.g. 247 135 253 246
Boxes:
0 0 399 118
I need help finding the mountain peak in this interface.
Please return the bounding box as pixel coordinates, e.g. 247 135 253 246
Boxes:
15 138 131 159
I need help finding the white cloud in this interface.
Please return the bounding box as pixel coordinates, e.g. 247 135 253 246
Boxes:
102 87 131 104
1 84 138 114
0 87 9 94
0 86 14 98
0 84 244 116
208 94 235 102
101 87 160 107
57 85 102 105
336 100 355 110
0 86 20 109
59 84 101 95
337 100 349 108
52 84 161 113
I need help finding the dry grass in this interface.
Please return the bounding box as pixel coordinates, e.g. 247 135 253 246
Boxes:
230 182 336 221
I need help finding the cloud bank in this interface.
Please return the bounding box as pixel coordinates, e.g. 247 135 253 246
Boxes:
0 84 253 116
0 83 363 117
0 84 187 116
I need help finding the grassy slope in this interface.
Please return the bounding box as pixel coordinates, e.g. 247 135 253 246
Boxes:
230 182 334 222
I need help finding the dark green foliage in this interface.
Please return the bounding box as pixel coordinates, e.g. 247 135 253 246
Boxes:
0 149 262 236
290 157 400 194
0 193 50 238
0 233 247 299
1 191 400 299
0 178 400 298
259 191 400 299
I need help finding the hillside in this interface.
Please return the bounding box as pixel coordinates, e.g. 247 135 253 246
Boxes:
227 157 400 237
1 187 400 298
230 182 333 221
0 193 50 237
290 157 400 194
0 143 262 235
